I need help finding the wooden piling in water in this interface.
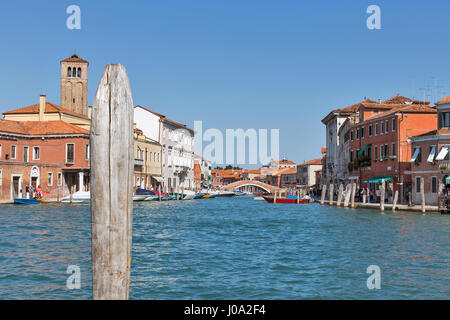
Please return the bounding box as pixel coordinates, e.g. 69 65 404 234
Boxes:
336 184 343 206
343 184 351 207
380 179 385 212
350 182 356 208
329 184 334 206
320 184 326 205
421 178 426 213
274 190 277 204
91 64 134 300
296 190 300 204
392 190 398 212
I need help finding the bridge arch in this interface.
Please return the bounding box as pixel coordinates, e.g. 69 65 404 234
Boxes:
221 180 274 193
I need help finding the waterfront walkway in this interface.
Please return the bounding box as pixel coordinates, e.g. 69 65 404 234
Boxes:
320 201 439 213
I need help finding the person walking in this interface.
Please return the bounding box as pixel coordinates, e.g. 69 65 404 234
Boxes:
366 187 371 203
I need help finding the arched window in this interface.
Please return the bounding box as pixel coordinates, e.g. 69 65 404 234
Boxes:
77 68 81 78
72 67 76 77
67 67 72 77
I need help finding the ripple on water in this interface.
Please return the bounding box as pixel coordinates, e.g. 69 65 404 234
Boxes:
0 199 449 299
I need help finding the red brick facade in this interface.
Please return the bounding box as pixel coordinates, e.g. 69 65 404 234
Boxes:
0 120 90 202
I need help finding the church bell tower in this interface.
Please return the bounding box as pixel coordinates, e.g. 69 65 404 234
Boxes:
60 54 88 116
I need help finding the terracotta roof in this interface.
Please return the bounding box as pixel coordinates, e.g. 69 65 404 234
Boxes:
437 95 450 105
244 169 261 174
273 167 297 176
276 159 296 165
0 120 89 136
336 99 377 113
362 104 436 122
61 54 88 64
20 121 89 135
383 95 428 105
0 119 29 135
3 101 89 119
298 158 322 166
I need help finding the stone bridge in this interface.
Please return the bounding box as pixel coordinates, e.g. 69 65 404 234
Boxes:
221 180 275 193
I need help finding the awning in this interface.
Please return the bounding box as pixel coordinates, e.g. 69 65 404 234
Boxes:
427 146 436 163
435 146 449 161
348 175 360 180
357 144 371 156
152 176 164 182
410 147 420 162
446 176 450 185
363 176 393 183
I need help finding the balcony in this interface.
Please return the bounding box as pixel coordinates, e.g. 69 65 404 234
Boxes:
134 158 144 166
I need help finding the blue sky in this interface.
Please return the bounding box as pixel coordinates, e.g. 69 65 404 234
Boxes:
1 0 450 167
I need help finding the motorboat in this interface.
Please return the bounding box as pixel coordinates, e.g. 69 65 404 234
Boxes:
263 194 308 204
234 190 245 196
253 196 265 201
134 188 157 201
169 189 196 200
194 193 205 199
14 198 40 204
217 191 235 197
61 191 91 203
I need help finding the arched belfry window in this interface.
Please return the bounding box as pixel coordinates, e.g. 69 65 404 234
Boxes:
72 67 76 77
67 67 72 77
77 68 81 78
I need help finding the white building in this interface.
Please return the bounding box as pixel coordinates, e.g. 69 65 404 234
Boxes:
134 105 195 192
296 159 323 187
321 99 375 184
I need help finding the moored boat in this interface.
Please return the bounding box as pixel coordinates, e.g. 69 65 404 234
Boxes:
61 191 91 203
14 198 40 204
263 195 308 204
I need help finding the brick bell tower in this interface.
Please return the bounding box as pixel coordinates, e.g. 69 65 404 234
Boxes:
60 54 89 116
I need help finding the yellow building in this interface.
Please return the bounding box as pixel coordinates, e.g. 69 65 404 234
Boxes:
134 126 162 191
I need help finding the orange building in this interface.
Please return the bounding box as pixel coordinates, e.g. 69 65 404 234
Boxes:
348 102 437 203
409 95 450 206
0 119 90 202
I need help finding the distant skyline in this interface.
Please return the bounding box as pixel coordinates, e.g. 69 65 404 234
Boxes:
1 0 450 167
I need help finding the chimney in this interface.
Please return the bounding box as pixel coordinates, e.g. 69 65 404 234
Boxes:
378 98 382 104
39 94 46 121
88 106 92 119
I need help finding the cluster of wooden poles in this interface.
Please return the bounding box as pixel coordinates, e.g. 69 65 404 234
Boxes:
319 178 427 213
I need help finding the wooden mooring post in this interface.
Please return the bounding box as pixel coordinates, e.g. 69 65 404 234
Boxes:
421 178 426 213
91 64 134 300
336 184 343 206
329 184 334 206
350 182 356 208
343 184 351 207
392 190 398 212
380 179 385 212
320 184 326 205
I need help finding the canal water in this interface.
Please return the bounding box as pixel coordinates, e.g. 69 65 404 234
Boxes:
0 197 448 299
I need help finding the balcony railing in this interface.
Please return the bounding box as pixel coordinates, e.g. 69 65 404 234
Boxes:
134 158 144 166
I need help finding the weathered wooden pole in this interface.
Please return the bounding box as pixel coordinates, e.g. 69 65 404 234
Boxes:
343 184 351 207
296 190 300 204
336 183 343 206
392 190 398 212
91 64 134 300
274 190 277 204
421 178 426 213
158 184 161 201
320 184 326 205
350 182 356 208
329 184 334 206
380 180 385 212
